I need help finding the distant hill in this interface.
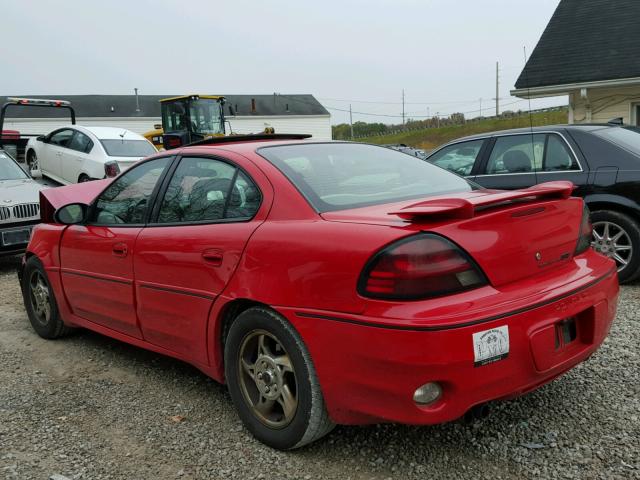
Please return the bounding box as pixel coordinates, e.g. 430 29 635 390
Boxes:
353 108 569 150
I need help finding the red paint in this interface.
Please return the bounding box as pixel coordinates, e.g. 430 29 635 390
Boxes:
28 139 619 426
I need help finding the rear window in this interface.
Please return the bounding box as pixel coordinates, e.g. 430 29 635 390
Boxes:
100 139 156 157
592 127 640 157
258 143 477 212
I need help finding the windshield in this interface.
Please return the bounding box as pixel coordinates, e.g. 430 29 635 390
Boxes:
189 98 224 135
258 143 478 212
100 140 157 157
592 126 640 156
0 152 29 180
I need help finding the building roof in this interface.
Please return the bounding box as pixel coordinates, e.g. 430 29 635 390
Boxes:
1 94 329 118
514 0 640 91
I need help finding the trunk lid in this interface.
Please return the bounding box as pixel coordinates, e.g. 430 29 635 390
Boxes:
321 181 583 287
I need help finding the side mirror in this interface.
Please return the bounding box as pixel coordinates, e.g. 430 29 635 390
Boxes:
54 203 89 225
36 135 45 142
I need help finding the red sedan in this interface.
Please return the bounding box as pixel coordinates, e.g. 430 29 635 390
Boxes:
20 135 618 450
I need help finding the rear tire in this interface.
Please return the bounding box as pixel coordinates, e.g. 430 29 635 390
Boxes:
224 307 334 450
591 209 640 283
21 256 73 339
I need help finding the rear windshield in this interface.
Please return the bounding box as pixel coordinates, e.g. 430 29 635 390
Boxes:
258 143 477 212
0 152 28 180
100 139 156 157
592 127 640 157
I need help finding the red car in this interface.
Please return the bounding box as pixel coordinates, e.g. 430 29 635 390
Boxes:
20 135 618 450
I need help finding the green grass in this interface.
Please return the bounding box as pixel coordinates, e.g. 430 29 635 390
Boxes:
354 109 569 150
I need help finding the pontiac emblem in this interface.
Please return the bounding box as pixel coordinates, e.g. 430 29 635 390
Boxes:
535 252 542 261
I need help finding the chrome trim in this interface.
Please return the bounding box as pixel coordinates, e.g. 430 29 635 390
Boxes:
431 131 584 176
0 203 40 224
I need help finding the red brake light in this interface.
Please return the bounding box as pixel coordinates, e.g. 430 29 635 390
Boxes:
575 204 592 255
104 161 120 178
358 234 488 300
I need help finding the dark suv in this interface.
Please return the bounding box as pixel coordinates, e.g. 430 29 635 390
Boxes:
426 124 640 283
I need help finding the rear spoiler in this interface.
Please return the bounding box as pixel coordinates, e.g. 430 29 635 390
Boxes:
388 181 575 221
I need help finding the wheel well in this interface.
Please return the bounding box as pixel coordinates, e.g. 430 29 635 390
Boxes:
219 298 268 349
587 202 640 223
26 148 35 159
78 173 90 182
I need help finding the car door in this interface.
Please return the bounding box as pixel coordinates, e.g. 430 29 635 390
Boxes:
59 156 172 338
133 154 269 363
473 132 586 190
43 129 75 178
426 139 488 180
64 130 94 183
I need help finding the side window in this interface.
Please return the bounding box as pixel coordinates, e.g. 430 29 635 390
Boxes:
68 131 94 154
157 157 261 223
92 157 170 225
544 134 578 171
486 134 545 174
49 129 74 148
428 140 485 176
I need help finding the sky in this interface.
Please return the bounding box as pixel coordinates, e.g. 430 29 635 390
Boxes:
1 0 566 125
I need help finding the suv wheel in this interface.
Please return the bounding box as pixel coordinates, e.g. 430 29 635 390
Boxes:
591 210 640 283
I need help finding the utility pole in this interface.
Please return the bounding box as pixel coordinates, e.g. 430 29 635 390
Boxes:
402 89 405 125
436 112 440 128
349 104 354 139
479 98 482 118
495 61 499 116
134 87 140 113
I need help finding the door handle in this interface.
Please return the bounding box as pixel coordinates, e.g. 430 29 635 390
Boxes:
112 243 128 257
202 250 223 266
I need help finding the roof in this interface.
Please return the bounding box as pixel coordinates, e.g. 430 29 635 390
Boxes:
0 94 329 119
514 0 640 90
80 126 147 140
438 124 615 144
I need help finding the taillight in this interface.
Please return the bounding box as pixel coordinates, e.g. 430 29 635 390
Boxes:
358 233 488 300
104 161 120 178
575 204 592 255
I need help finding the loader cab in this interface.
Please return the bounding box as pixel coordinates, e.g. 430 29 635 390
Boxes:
161 95 225 150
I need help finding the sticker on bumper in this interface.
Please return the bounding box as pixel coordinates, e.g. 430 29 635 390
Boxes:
473 325 509 367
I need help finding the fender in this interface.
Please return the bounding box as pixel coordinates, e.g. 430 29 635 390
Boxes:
583 193 640 215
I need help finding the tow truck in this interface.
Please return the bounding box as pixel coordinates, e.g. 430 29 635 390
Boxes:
0 97 76 162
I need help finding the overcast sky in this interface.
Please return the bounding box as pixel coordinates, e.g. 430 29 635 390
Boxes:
2 0 565 124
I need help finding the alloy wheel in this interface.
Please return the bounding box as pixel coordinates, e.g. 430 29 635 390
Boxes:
28 152 38 171
592 221 633 272
238 330 298 429
29 270 51 326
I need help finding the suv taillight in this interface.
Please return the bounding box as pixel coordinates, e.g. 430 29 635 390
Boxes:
104 161 120 178
575 204 592 255
358 233 488 300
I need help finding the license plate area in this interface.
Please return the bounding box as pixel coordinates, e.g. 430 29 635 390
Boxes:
2 227 32 246
555 317 578 350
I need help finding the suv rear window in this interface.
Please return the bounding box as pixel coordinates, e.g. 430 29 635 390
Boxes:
258 143 477 212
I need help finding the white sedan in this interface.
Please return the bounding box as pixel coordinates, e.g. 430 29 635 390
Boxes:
25 126 157 184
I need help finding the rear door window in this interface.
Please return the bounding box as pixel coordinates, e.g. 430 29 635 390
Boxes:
543 135 579 171
428 140 485 176
486 134 545 174
68 131 94 154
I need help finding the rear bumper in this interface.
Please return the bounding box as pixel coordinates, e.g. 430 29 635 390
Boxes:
280 257 618 425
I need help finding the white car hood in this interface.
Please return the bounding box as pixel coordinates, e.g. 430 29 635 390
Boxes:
0 179 45 205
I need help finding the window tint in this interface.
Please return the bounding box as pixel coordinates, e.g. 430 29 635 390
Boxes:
259 143 477 212
428 140 485 176
100 139 156 157
486 134 545 174
49 129 74 148
68 131 93 154
92 157 170 225
157 157 260 223
544 135 578 171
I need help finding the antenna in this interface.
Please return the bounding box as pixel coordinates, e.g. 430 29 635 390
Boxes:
523 46 538 186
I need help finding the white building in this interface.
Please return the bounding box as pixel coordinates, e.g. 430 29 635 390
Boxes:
511 0 640 126
1 94 331 139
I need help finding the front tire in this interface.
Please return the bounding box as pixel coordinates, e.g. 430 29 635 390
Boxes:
591 210 640 283
21 256 72 339
224 307 334 450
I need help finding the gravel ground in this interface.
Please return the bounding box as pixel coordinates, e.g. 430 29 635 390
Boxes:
0 255 638 480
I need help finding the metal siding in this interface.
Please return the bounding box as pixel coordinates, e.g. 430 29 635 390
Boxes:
5 115 332 140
